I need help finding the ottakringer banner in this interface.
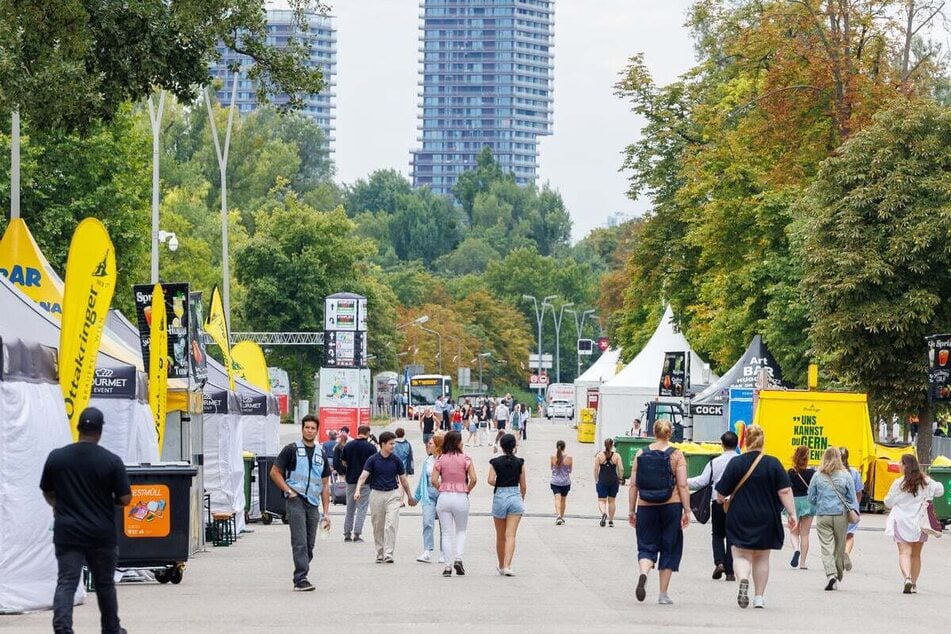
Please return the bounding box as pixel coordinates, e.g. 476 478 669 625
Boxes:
205 286 235 390
149 283 169 455
60 219 117 438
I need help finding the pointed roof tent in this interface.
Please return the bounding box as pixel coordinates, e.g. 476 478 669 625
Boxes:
603 305 716 389
693 335 788 404
575 348 622 384
0 219 144 371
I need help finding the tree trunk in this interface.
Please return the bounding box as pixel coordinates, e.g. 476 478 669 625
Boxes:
917 404 933 466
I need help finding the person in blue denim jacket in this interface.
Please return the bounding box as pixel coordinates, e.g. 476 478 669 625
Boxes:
807 447 858 591
415 437 441 564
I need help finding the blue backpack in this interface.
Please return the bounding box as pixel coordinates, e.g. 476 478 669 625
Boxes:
635 447 676 502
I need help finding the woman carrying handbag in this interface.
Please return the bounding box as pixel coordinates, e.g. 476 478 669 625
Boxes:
884 454 945 594
807 447 859 591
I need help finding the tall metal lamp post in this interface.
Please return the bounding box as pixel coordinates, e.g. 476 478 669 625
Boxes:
543 300 573 383
522 294 557 378
566 308 596 378
419 325 443 375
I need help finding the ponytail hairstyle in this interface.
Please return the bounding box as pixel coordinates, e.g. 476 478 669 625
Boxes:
556 440 565 465
604 438 614 453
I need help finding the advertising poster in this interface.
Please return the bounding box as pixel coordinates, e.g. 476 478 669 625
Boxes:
658 351 687 397
188 292 208 386
124 484 171 538
318 368 361 442
727 387 754 445
133 282 190 380
927 334 951 402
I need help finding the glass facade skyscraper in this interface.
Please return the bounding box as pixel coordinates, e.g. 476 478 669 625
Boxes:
412 0 554 196
210 10 337 148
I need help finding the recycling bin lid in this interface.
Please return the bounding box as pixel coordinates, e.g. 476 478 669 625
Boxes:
124 462 199 476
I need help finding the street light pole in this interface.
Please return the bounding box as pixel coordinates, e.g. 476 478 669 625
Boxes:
419 325 443 375
522 294 557 380
567 308 596 378
544 301 573 383
475 352 491 392
147 91 166 284
10 110 19 220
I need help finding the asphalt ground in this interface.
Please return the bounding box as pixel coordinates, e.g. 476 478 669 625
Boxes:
7 418 950 633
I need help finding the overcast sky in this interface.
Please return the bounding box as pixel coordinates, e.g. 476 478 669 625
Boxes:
322 1 697 242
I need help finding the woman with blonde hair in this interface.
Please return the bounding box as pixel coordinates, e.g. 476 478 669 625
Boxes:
629 419 690 605
884 454 945 594
716 424 797 609
787 446 816 569
807 447 858 591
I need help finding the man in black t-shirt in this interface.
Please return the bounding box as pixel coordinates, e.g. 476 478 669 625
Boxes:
340 426 377 542
40 407 132 634
270 415 331 591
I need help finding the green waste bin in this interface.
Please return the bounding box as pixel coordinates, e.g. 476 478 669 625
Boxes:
614 437 655 479
684 453 715 480
243 452 256 514
928 466 951 524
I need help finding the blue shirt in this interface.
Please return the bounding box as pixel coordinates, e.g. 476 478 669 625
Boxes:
363 452 405 491
807 470 858 515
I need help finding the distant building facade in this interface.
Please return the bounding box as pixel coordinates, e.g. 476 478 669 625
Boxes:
210 10 337 148
412 0 554 196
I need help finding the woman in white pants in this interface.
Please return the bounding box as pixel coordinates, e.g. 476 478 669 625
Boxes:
431 431 478 577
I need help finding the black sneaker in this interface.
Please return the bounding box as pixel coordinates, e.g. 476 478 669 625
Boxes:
712 563 725 580
600 513 607 527
825 577 837 591
635 573 647 602
790 550 801 568
453 560 466 576
442 566 453 577
737 579 750 608
725 573 736 582
344 534 352 542
608 520 614 527
353 535 365 543
294 580 315 592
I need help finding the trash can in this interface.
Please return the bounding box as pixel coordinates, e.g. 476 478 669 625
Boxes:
577 422 596 444
684 452 715 479
243 452 256 515
614 437 655 479
116 464 198 584
256 455 288 525
928 466 951 525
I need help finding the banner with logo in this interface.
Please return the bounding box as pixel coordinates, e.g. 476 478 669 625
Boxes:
205 286 235 390
60 219 117 437
92 365 138 398
926 334 951 402
658 351 687 397
188 292 208 386
232 341 271 391
132 282 190 380
149 284 169 455
0 218 66 317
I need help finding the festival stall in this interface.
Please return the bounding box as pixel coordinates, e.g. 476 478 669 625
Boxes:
596 306 716 445
0 338 83 612
573 347 622 423
203 357 246 533
0 275 158 463
689 335 787 441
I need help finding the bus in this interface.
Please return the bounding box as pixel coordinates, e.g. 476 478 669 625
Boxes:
407 374 452 419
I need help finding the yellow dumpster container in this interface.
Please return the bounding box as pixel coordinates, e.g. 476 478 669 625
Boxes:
577 408 596 443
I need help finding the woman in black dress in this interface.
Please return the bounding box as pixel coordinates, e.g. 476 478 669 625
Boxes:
715 424 797 609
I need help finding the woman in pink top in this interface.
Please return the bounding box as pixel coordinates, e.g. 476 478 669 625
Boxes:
431 431 478 577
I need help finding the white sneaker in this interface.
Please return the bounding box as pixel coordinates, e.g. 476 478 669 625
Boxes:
502 568 515 577
753 596 765 609
438 554 446 564
416 551 431 563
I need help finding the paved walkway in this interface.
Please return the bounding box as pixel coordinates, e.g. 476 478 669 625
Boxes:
9 419 951 632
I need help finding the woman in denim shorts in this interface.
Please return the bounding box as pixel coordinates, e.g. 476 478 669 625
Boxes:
488 434 527 576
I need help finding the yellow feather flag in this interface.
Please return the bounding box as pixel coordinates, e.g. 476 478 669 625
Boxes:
59 219 116 438
205 286 235 390
149 283 169 455
231 341 271 392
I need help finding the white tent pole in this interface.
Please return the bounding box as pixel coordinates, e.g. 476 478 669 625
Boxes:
11 110 20 220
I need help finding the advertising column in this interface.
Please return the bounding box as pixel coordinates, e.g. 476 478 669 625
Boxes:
318 293 370 442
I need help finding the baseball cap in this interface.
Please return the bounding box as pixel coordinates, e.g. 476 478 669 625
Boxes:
77 407 105 433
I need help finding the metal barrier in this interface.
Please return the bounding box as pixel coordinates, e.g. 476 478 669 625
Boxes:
932 436 951 461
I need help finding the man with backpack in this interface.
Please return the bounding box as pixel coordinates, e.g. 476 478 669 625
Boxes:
628 419 691 605
392 427 415 505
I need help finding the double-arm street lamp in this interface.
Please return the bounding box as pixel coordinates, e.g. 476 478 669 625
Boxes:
473 352 492 391
419 325 443 375
543 300 573 383
397 315 430 330
522 294 557 379
566 308 596 378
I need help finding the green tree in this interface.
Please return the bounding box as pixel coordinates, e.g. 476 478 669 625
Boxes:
453 146 510 220
389 190 462 264
800 100 951 462
235 193 374 397
0 0 327 131
344 169 413 217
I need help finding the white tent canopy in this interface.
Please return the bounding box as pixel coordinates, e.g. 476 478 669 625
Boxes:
597 306 716 445
0 338 83 613
573 347 621 421
0 275 158 463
